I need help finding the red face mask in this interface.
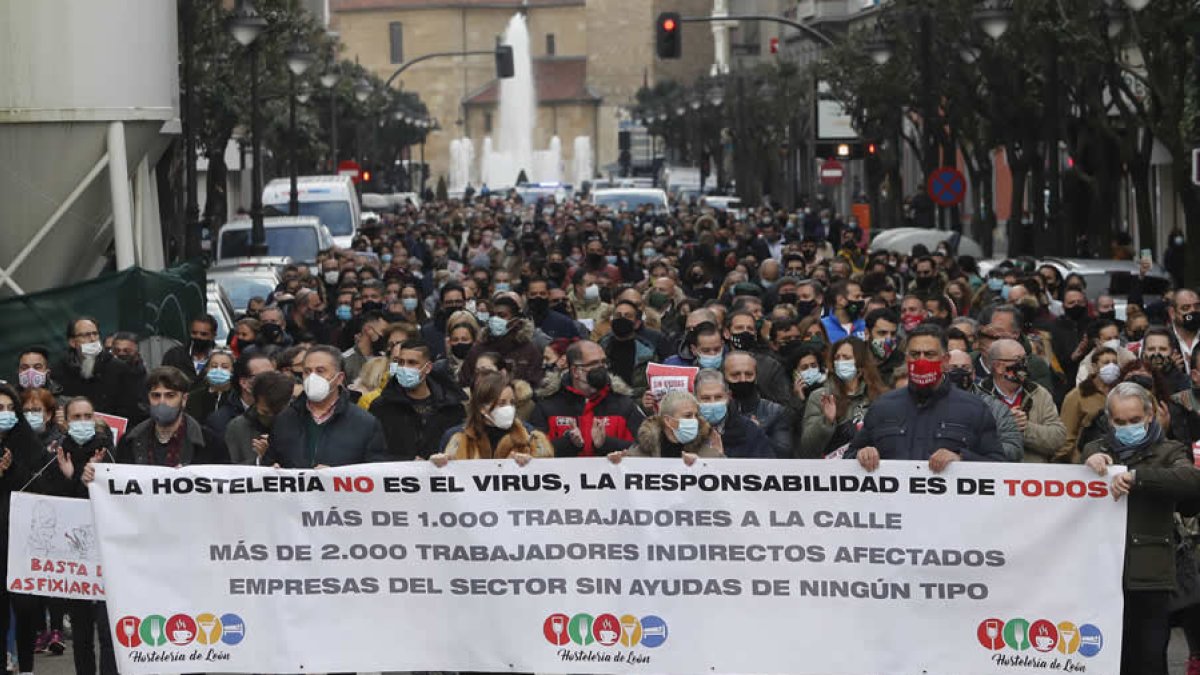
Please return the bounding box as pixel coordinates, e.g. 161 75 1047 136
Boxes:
902 313 925 332
908 358 943 389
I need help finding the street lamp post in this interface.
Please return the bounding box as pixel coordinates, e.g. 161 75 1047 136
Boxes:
354 78 373 171
320 67 340 171
286 41 315 216
227 0 268 255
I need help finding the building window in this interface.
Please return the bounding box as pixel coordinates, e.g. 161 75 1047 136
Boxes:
389 22 404 64
484 112 493 134
546 33 556 56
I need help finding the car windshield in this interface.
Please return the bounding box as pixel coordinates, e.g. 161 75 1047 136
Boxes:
594 193 664 211
220 227 319 262
264 201 353 235
213 275 276 311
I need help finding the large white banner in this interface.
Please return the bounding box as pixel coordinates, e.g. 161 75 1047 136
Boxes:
89 460 1126 675
8 492 105 600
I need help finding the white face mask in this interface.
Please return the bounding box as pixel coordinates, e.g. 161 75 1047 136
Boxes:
324 271 340 285
80 341 103 358
304 373 334 403
1098 362 1122 385
1102 339 1122 352
584 285 600 302
487 404 517 430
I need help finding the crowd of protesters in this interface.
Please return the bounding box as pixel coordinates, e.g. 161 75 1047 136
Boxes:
0 193 1196 674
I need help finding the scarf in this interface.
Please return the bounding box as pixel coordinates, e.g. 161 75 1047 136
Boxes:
1108 420 1164 463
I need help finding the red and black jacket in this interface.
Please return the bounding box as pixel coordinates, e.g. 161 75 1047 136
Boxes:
529 375 645 457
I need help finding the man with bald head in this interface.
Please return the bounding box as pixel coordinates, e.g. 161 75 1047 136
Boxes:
946 349 1023 462
978 339 1065 462
723 351 792 456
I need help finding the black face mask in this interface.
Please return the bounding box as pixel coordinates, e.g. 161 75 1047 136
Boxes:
844 300 864 319
259 323 283 344
729 380 757 401
551 302 570 315
1003 359 1029 385
450 342 472 359
914 275 933 288
372 335 389 356
778 292 798 306
1127 330 1145 342
1180 313 1200 333
1065 304 1089 321
362 301 385 314
1098 310 1117 323
528 297 550 317
794 300 817 318
948 367 973 390
548 262 567 279
587 253 605 267
1146 353 1173 372
779 340 806 365
191 338 214 353
611 317 636 338
728 331 758 351
586 366 610 390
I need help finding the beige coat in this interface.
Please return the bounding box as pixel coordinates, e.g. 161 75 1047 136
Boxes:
625 416 724 459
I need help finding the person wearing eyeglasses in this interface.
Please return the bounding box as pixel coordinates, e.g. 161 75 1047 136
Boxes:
978 338 1065 463
529 340 644 458
52 317 144 425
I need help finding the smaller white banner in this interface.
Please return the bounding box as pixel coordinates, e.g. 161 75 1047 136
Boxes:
7 492 105 599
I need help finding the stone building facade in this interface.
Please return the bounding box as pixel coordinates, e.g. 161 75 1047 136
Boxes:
330 0 711 185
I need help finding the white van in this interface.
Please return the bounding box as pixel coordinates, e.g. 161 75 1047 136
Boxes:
262 175 360 249
215 216 333 268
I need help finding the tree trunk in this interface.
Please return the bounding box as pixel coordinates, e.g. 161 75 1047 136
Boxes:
1130 131 1156 254
1029 150 1047 256
1007 150 1029 258
1177 166 1200 287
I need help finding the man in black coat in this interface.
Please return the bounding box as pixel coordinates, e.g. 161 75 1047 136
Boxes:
161 314 219 384
115 366 229 466
369 339 466 461
54 317 144 425
848 324 1005 471
265 346 387 468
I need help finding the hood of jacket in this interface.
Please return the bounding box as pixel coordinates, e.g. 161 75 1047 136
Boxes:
483 316 535 348
536 371 634 400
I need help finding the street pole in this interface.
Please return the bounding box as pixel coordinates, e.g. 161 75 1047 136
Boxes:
919 7 940 230
250 43 266 255
330 92 338 171
181 0 199 257
420 135 427 194
289 69 299 216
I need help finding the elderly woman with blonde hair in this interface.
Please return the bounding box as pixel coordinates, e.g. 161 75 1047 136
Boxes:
608 390 723 466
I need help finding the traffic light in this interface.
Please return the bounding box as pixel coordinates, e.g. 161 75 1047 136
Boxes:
867 142 878 156
495 45 514 79
769 37 779 54
656 12 681 59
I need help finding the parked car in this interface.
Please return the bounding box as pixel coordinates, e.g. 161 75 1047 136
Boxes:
215 216 332 270
869 227 985 259
207 262 282 314
977 256 1170 320
591 188 670 214
206 281 235 343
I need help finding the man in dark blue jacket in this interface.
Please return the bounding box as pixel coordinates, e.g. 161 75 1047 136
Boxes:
526 277 585 340
695 369 773 458
848 324 1004 472
265 346 387 468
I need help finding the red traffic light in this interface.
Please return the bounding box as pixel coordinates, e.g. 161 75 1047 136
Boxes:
867 143 877 155
362 170 372 182
662 17 677 32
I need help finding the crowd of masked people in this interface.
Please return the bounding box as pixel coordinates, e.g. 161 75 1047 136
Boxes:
0 195 1196 674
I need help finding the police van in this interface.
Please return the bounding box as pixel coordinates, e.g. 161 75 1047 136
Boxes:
262 175 360 249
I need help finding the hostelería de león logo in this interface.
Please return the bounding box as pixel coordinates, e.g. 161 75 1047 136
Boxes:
544 613 667 665
115 612 244 664
978 617 1103 669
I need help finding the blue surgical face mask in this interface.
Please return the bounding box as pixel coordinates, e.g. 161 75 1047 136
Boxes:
674 417 700 444
206 367 232 387
606 255 618 265
25 411 44 432
494 282 511 293
476 311 491 323
800 367 826 387
382 254 394 264
395 366 423 389
0 411 17 432
401 298 418 312
987 277 1004 292
488 315 510 337
68 420 95 445
1114 421 1149 447
1000 284 1012 301
699 401 727 424
336 305 353 321
388 362 402 379
642 247 656 259
697 353 724 370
